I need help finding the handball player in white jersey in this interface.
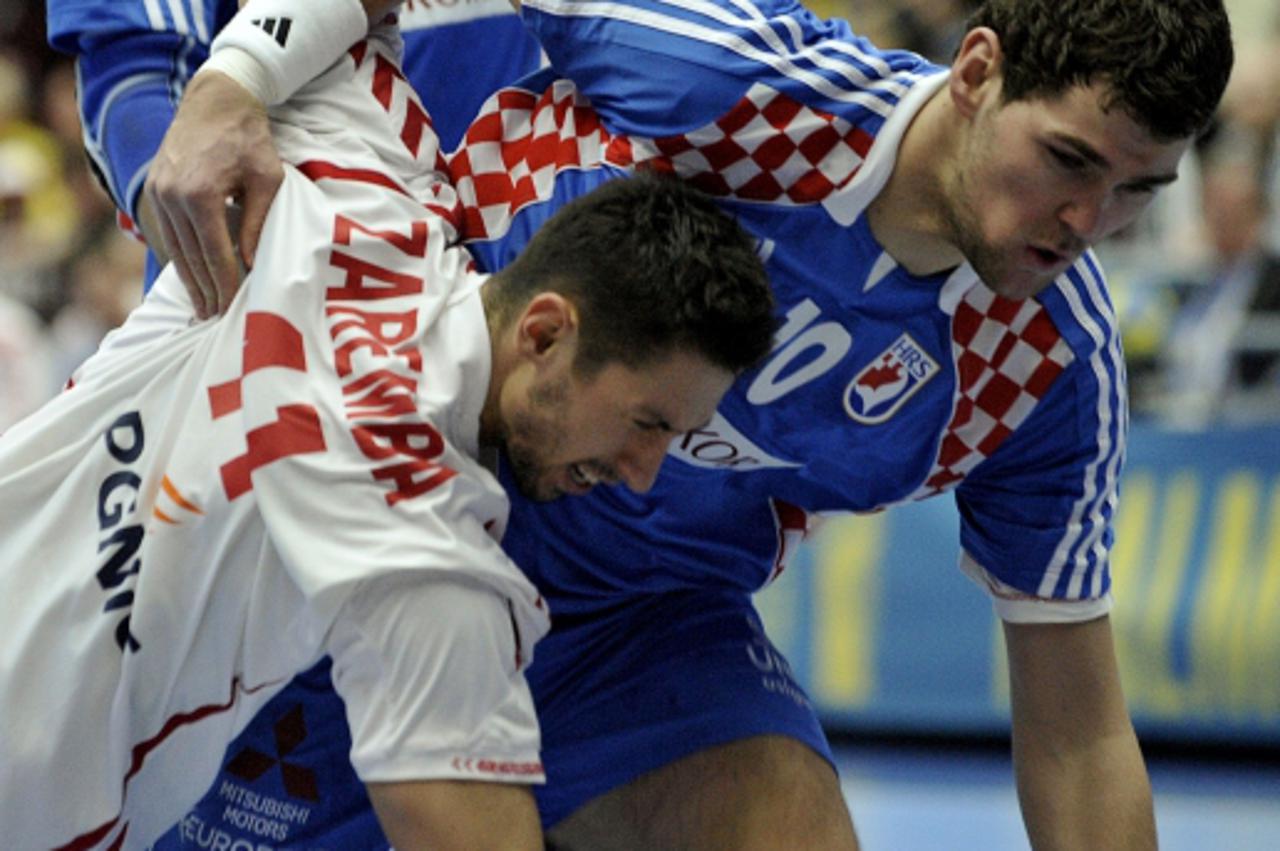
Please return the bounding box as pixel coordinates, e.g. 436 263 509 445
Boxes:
0 18 775 849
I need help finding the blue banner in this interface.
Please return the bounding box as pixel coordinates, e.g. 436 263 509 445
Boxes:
759 423 1280 744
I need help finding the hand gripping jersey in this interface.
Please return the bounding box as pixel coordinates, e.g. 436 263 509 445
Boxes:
460 0 1127 621
46 0 541 267
0 35 548 849
150 0 1131 842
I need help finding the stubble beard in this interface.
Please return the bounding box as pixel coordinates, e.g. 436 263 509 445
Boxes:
502 375 570 502
941 162 1019 297
939 124 1058 301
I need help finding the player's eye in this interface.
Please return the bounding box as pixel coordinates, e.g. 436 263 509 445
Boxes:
633 419 669 433
1048 146 1088 172
1119 180 1160 197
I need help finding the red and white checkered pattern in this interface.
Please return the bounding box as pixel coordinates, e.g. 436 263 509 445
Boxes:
611 82 874 204
912 287 1075 499
449 80 611 241
448 80 875 241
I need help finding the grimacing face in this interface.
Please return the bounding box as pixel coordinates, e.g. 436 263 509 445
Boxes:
943 80 1190 300
501 348 735 502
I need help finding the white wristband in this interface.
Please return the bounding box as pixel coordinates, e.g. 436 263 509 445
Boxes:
208 0 369 106
197 46 276 105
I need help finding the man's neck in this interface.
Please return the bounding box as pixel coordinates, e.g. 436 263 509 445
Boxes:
864 86 966 278
478 286 507 449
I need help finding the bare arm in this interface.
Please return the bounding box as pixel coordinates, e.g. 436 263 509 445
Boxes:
141 70 277 318
367 779 544 850
144 0 398 317
1004 615 1156 850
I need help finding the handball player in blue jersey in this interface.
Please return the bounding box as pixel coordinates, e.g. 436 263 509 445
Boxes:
52 0 1233 848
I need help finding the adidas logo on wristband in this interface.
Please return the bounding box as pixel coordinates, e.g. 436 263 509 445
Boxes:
251 17 293 48
211 0 366 105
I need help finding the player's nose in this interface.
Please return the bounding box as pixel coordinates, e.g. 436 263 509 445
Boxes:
615 432 671 493
1057 189 1110 245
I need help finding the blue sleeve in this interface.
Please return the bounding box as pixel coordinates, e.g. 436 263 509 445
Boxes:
400 15 545 151
48 0 235 220
955 262 1127 603
520 0 932 137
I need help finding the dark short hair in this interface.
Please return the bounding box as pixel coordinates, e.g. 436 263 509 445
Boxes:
489 172 776 375
966 0 1234 141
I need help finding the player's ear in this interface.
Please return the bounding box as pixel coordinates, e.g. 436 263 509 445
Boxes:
516 292 579 361
950 26 1003 119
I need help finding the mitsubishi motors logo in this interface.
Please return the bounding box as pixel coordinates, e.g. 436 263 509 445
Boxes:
225 704 319 801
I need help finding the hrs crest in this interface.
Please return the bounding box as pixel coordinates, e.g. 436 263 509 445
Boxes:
843 333 939 424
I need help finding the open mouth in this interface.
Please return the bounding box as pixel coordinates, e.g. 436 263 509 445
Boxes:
1027 245 1066 269
1029 245 1059 266
568 462 601 489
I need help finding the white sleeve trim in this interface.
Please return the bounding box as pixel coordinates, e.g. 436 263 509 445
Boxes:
960 551 1113 624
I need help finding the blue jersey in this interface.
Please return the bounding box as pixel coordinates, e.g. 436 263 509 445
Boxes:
47 0 541 232
453 0 1126 615
103 2 1128 844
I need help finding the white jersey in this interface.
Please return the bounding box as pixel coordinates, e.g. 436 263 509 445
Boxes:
0 32 548 850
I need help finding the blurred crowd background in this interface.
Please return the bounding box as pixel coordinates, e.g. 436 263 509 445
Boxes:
1 0 1278 432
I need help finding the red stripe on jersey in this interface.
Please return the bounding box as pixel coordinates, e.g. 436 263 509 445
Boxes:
296 160 412 197
352 43 443 167
296 159 458 228
56 677 285 851
105 824 128 851
372 51 399 110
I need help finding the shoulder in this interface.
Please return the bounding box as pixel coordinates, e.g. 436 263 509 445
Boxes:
521 0 940 127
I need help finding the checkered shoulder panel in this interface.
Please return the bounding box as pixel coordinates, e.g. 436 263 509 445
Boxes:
450 80 611 241
449 80 876 241
609 82 875 204
911 287 1075 499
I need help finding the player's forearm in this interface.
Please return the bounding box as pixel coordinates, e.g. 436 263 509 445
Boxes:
1012 724 1155 850
368 780 544 850
1003 617 1156 850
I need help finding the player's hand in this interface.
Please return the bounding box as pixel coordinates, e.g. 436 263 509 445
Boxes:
144 69 282 318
